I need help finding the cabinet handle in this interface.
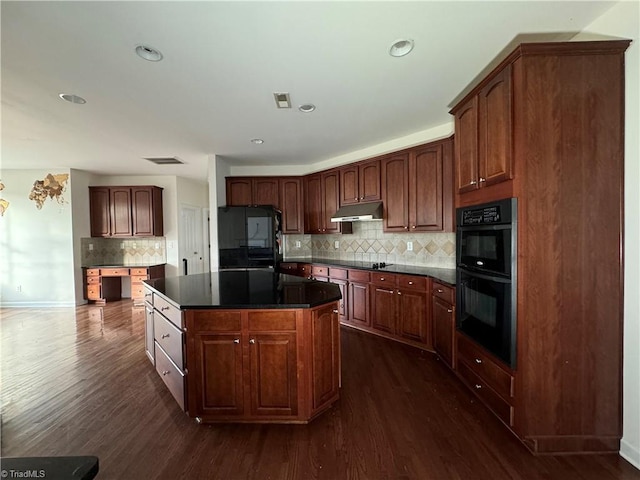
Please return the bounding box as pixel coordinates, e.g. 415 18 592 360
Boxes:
397 291 401 295
404 226 408 230
354 197 358 201
479 177 486 183
411 225 416 229
447 309 453 313
475 358 482 364
469 180 477 185
161 306 169 312
332 309 339 314
249 339 255 344
360 196 364 200
380 277 385 281
437 288 443 293
233 338 240 344
162 370 170 376
475 384 482 390
161 333 170 339
408 281 414 285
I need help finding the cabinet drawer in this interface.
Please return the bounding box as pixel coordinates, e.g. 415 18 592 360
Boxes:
100 268 129 276
298 264 313 277
397 275 427 291
154 294 183 328
433 282 455 304
349 269 370 283
311 266 329 277
87 285 101 300
154 313 184 369
329 268 348 280
86 268 100 277
457 361 513 427
130 268 148 276
131 285 145 299
248 310 297 331
86 276 100 285
131 275 149 284
457 333 513 400
280 262 299 274
155 342 185 411
370 272 398 286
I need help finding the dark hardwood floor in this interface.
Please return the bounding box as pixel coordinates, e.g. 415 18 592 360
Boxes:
1 301 639 480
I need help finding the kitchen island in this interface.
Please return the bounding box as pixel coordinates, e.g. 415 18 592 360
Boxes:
143 270 342 424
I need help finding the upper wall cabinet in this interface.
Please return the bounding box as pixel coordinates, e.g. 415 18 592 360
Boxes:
339 159 381 206
451 64 513 202
89 186 163 238
279 177 304 234
226 177 280 208
304 171 351 235
382 137 454 233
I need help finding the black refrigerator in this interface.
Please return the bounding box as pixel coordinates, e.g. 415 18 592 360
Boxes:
217 206 283 269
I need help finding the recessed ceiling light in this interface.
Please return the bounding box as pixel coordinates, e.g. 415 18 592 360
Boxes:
58 93 86 104
251 139 264 145
389 39 414 57
299 104 316 113
135 44 163 62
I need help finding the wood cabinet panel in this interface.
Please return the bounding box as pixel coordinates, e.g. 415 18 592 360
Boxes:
226 178 253 206
304 174 322 234
89 187 111 237
381 152 409 232
397 288 429 345
321 171 341 234
311 303 340 410
131 186 163 236
89 186 162 237
279 177 303 234
348 281 370 328
155 342 186 411
371 285 396 334
253 177 280 207
340 160 381 205
432 297 455 369
110 187 133 237
340 165 359 205
191 332 244 416
249 332 298 417
410 143 445 231
453 98 479 193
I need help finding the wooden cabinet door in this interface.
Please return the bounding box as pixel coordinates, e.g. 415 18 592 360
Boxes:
433 298 455 369
381 152 409 232
409 143 443 231
89 187 111 237
321 170 341 234
253 177 280 208
226 178 252 206
190 332 245 417
340 165 359 205
359 159 381 203
279 177 303 234
249 332 298 417
454 97 479 193
479 65 513 187
110 187 133 237
304 174 322 234
131 186 163 236
397 288 430 346
310 303 340 411
331 279 348 323
348 281 370 327
371 285 396 334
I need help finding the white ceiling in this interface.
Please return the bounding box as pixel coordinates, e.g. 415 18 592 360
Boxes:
1 1 617 181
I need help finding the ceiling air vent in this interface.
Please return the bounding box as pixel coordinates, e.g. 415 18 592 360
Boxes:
273 92 291 109
144 157 184 165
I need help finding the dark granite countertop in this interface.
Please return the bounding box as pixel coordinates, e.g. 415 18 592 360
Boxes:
283 257 456 286
144 271 342 309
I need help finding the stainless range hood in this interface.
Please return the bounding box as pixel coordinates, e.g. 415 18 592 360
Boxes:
331 201 383 222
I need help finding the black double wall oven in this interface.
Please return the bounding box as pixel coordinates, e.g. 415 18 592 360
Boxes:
456 198 517 368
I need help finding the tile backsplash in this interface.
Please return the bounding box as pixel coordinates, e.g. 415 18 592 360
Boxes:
81 237 166 266
284 221 455 269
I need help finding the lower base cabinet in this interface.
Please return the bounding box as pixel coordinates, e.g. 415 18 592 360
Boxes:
432 282 456 369
185 303 340 423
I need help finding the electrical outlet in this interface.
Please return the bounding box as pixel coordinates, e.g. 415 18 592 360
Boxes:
295 241 301 248
132 243 136 249
155 242 160 249
407 241 413 251
16 285 22 292
120 243 125 250
88 243 93 251
334 240 340 249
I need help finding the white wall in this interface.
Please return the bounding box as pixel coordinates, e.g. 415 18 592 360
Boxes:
574 1 640 469
0 169 75 307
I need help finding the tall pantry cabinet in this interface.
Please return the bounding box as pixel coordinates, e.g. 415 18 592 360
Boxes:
450 40 630 454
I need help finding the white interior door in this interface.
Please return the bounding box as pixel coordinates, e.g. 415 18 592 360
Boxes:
180 204 204 275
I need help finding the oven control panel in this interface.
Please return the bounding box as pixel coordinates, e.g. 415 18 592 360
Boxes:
461 206 501 225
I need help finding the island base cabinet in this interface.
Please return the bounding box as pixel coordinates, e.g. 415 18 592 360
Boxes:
185 303 340 424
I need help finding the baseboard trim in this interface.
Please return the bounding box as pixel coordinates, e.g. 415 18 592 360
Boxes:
0 301 76 308
621 439 640 471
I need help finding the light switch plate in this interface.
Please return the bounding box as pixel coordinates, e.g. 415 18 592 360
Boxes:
295 241 301 248
407 241 413 251
334 241 340 249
